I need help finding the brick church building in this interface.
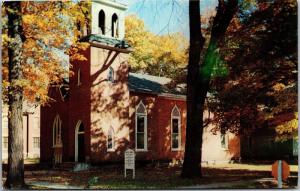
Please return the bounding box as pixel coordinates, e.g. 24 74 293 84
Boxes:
40 0 240 165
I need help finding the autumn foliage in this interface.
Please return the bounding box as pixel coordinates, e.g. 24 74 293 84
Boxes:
208 0 297 141
2 1 90 104
125 15 188 79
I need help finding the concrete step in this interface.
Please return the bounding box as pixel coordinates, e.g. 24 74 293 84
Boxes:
53 162 76 171
73 163 90 172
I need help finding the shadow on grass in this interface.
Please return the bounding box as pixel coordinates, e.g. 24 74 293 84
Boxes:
4 164 297 189
88 173 214 190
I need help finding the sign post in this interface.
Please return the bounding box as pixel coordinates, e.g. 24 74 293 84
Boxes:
124 149 135 179
278 160 282 188
272 160 290 188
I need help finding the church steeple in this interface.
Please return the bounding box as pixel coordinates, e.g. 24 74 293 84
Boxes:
91 0 127 39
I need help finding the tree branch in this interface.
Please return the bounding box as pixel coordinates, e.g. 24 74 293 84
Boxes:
211 0 238 42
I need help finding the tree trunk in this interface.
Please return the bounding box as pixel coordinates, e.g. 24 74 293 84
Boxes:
5 2 26 189
182 0 238 178
181 0 205 178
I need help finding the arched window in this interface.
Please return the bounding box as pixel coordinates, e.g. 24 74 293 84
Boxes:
108 67 114 82
111 13 119 37
135 101 147 151
107 127 115 151
75 121 85 162
98 10 105 35
53 115 62 147
171 106 181 150
78 123 84 133
221 131 229 150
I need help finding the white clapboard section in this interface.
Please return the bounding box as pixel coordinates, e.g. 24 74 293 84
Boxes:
124 149 135 179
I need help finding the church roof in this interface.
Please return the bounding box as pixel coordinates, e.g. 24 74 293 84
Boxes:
80 34 131 49
128 73 186 99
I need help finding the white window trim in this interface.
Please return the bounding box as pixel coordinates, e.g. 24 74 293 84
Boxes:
33 137 40 149
171 105 181 151
53 114 62 147
98 10 105 35
74 120 84 162
111 13 119 38
135 101 147 152
107 127 115 152
108 67 115 83
221 133 229 150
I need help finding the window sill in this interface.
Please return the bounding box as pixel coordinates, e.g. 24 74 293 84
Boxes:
171 148 182 152
107 149 115 152
52 144 63 148
135 149 148 152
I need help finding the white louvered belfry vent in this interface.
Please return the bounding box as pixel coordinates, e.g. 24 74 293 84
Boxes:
136 101 146 114
91 0 127 39
172 106 180 117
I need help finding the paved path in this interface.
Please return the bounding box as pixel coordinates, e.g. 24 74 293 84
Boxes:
178 181 246 189
178 178 277 189
29 178 281 189
29 181 85 189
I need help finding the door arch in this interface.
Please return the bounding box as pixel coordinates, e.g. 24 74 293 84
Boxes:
75 120 85 162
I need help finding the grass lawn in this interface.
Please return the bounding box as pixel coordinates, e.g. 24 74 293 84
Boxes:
2 158 39 164
203 163 298 172
2 163 298 189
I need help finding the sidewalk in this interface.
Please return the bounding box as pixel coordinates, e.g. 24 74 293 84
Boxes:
178 178 292 189
29 181 85 189
28 178 278 190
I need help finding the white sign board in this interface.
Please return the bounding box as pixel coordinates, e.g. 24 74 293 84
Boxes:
124 149 135 179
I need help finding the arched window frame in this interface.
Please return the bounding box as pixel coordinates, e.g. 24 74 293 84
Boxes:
107 127 115 152
171 105 181 151
221 131 229 150
135 101 147 151
108 67 115 83
75 120 84 162
53 114 62 147
111 13 119 38
98 10 105 35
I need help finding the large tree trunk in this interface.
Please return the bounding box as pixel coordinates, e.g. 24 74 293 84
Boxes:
181 0 205 178
5 2 26 189
182 0 238 178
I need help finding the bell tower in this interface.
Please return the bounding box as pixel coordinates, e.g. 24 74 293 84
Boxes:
90 0 127 39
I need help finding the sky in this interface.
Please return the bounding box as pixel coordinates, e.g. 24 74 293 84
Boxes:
117 0 218 38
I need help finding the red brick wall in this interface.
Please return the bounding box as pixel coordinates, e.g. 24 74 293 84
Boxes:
40 87 69 163
156 96 186 160
89 47 130 163
129 92 158 160
41 46 240 164
128 92 186 161
128 92 240 163
68 47 91 161
41 47 92 163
